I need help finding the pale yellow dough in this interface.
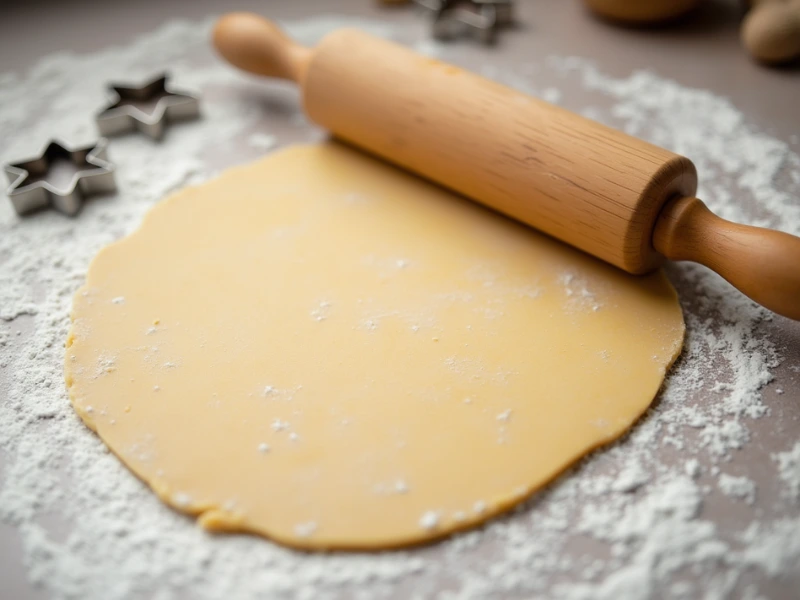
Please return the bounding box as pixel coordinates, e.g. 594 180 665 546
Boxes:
66 143 684 550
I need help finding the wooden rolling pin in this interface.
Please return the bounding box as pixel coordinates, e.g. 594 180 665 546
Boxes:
213 13 800 320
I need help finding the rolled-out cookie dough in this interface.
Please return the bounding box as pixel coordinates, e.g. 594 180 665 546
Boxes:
66 142 684 550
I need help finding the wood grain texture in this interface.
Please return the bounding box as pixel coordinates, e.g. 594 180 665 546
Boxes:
654 197 800 320
303 29 697 273
212 13 697 273
213 13 312 82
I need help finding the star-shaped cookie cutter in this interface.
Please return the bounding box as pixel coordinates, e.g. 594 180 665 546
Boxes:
4 139 116 216
415 0 514 44
96 73 200 140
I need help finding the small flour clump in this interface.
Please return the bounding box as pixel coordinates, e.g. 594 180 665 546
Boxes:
419 511 440 531
773 441 800 503
247 132 277 151
611 461 650 493
0 14 798 600
718 473 757 505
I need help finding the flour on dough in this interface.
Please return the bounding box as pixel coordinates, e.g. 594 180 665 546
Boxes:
65 142 684 550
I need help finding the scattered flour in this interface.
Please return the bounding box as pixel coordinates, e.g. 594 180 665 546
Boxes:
271 419 289 432
419 511 440 531
0 13 798 600
611 461 650 493
496 409 512 422
684 458 701 479
247 132 277 151
718 474 757 505
773 442 800 503
294 521 318 538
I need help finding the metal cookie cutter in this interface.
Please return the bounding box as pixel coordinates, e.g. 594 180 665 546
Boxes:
96 73 200 140
415 0 514 44
4 139 116 216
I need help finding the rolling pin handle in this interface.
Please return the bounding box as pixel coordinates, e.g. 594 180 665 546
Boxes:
654 196 800 320
213 13 312 83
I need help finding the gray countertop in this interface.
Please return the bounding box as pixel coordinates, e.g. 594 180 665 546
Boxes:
1 1 798 598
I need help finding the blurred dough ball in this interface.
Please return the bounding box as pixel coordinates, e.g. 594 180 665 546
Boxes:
741 0 800 64
582 0 701 24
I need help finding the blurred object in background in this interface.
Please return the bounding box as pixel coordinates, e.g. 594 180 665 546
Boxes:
413 0 515 44
581 0 701 24
382 0 799 65
742 0 800 64
580 0 800 67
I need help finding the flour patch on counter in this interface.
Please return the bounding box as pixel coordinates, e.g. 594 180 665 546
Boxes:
773 441 800 503
718 473 757 505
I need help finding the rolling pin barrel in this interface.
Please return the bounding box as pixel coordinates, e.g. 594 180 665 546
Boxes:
304 29 697 274
213 13 800 320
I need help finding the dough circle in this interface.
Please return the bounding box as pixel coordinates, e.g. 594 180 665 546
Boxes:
66 143 684 550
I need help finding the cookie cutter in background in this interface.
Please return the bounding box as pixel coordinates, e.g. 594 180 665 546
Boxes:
4 139 116 216
414 0 514 44
96 73 200 140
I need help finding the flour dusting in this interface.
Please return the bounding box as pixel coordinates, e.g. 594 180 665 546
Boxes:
773 442 800 504
1 15 799 600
